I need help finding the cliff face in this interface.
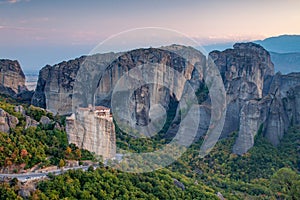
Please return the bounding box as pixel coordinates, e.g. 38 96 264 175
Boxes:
32 53 123 114
210 43 300 155
35 46 205 157
93 47 205 135
33 43 300 155
233 74 300 154
210 43 274 98
31 57 84 114
66 106 116 160
209 43 275 138
32 46 205 115
0 59 26 96
264 73 300 141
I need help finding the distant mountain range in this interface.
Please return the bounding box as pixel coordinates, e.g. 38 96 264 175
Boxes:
255 35 300 53
203 35 300 74
269 51 300 74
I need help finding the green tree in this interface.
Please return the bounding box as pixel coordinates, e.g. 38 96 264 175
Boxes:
271 167 300 199
59 159 65 168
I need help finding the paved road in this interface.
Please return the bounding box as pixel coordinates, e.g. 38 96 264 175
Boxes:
0 165 94 182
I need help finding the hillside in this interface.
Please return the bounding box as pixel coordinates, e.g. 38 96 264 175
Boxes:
255 35 300 74
0 43 300 199
0 95 299 199
255 35 300 53
270 51 300 74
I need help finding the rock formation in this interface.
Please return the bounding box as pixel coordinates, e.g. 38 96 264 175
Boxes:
32 53 121 114
94 47 204 106
133 85 151 126
32 43 300 155
36 45 206 157
233 74 300 154
209 43 275 138
0 59 26 96
66 105 116 160
209 43 300 154
32 46 205 115
25 116 38 129
0 108 19 133
39 116 51 125
31 57 85 114
13 105 39 129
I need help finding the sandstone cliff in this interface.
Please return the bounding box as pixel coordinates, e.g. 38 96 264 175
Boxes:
32 46 205 115
209 43 275 138
31 53 123 114
32 43 300 155
35 46 207 157
233 73 300 154
66 106 116 160
0 59 26 96
31 57 85 114
209 43 300 154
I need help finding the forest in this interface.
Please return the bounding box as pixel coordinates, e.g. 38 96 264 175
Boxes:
0 94 299 199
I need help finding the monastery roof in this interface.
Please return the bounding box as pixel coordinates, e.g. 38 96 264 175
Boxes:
94 106 110 111
76 105 110 111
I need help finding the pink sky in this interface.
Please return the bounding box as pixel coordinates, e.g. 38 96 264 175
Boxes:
0 0 300 71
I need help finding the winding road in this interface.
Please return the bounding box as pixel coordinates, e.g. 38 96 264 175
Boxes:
0 165 94 182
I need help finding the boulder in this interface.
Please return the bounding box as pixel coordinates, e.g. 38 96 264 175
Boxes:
173 178 185 190
14 105 25 115
39 116 51 125
0 108 19 133
25 116 38 129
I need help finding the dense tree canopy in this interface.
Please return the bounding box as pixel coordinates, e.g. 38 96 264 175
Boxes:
0 94 299 199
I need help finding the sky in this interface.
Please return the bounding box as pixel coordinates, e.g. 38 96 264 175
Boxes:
1 0 300 72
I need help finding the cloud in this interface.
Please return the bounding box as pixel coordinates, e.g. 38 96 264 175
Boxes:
8 0 19 3
0 0 30 4
19 17 50 24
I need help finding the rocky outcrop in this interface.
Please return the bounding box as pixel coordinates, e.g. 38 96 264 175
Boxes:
194 104 211 141
39 116 51 125
14 105 25 115
232 97 270 153
31 57 84 114
66 106 116 160
0 108 19 133
233 72 300 154
210 43 300 154
93 47 205 139
12 105 39 129
173 178 185 190
210 43 274 98
284 84 300 125
262 73 300 140
15 90 34 104
0 59 26 96
32 42 300 155
209 43 275 138
32 53 121 114
25 116 38 129
37 46 206 158
264 92 289 146
32 46 205 115
133 85 151 126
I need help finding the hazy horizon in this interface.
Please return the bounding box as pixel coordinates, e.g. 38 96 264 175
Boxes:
1 0 300 72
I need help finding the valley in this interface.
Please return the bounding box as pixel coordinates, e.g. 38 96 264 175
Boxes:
0 42 299 199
